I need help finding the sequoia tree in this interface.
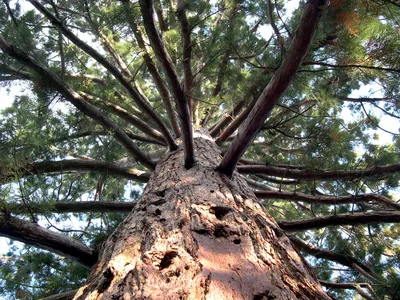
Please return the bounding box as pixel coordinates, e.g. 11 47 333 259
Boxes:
0 0 399 299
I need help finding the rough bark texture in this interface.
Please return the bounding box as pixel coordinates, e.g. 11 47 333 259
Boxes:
74 132 329 299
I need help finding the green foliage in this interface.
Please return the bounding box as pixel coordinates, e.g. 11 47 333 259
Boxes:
0 0 399 298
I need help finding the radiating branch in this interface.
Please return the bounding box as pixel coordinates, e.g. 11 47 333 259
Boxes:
320 281 376 300
254 190 400 210
0 34 156 169
177 0 194 121
79 92 167 144
290 236 377 280
238 163 400 181
0 159 150 184
218 0 326 176
27 0 177 151
0 214 97 268
121 0 181 137
6 201 136 215
39 289 79 300
279 211 400 232
140 0 194 168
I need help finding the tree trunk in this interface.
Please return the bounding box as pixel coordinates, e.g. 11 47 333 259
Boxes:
74 132 329 299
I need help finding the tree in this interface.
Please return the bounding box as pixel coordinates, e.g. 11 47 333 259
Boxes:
0 0 399 298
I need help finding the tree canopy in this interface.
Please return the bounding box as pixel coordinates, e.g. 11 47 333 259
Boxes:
0 0 399 299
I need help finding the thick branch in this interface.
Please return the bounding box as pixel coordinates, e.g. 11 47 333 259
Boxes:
6 201 136 215
79 92 166 144
218 0 326 176
303 61 400 73
279 211 400 232
289 236 376 280
267 0 285 53
27 0 177 151
340 97 396 103
39 289 78 300
210 100 246 138
319 281 375 300
237 163 400 181
0 159 150 184
177 0 193 117
121 1 181 138
140 0 194 168
254 190 400 210
0 35 156 169
0 214 97 268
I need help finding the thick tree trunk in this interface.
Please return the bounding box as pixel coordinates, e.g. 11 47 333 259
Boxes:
74 132 329 299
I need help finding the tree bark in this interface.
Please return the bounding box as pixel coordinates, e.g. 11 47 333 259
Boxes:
73 132 329 299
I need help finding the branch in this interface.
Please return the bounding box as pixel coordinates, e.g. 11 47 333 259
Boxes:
279 211 400 232
237 163 400 181
39 289 78 300
340 97 396 103
0 35 156 169
289 236 377 280
79 92 167 144
0 159 150 184
254 190 400 210
140 0 194 168
0 63 32 80
52 130 166 146
267 0 285 53
210 100 246 137
319 281 376 300
6 201 136 215
218 0 326 175
303 61 400 73
177 0 193 119
0 214 97 268
121 1 181 137
27 0 177 151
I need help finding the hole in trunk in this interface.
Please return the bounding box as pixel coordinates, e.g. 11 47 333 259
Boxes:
214 224 229 238
159 251 179 270
210 206 233 220
233 238 241 244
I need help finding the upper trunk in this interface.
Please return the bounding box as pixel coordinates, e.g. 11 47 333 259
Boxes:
74 131 329 299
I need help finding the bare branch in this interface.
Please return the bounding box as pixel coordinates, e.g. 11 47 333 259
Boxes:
255 190 400 210
0 214 97 268
121 1 181 137
39 289 78 300
279 211 400 232
177 0 194 120
0 159 150 184
6 201 136 215
289 236 377 280
303 61 400 73
79 92 167 144
267 0 285 53
0 34 156 169
320 281 376 300
27 0 177 151
140 0 194 168
218 0 327 176
237 163 400 181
